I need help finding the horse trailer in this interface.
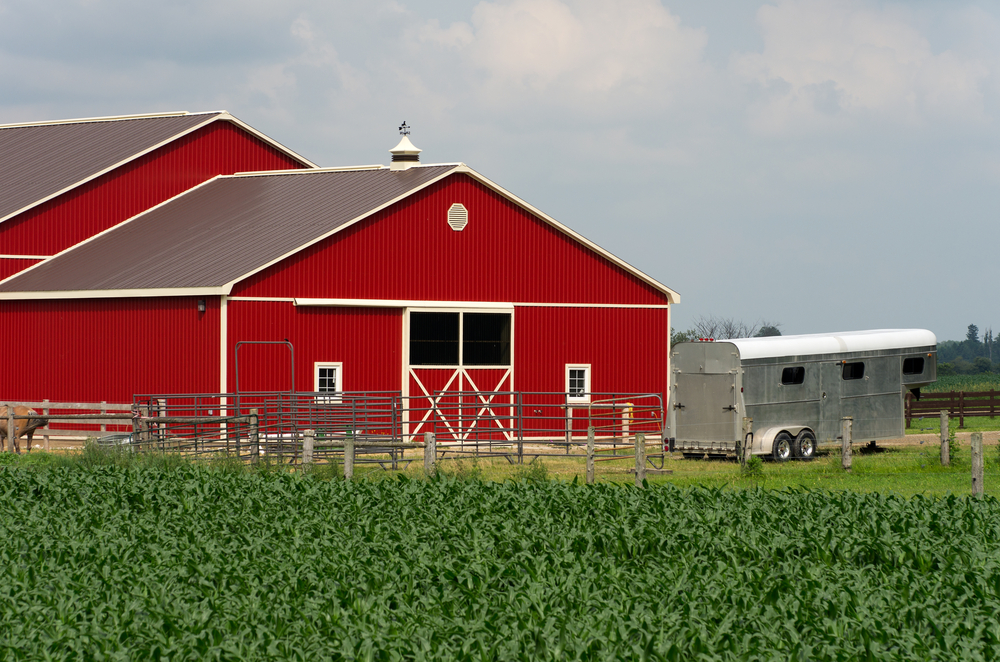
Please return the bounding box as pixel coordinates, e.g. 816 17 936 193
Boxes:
667 329 937 460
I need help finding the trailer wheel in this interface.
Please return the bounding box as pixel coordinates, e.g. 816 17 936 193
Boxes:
794 430 816 460
771 432 792 462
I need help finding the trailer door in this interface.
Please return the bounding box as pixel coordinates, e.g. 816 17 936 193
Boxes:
674 371 739 443
818 361 842 443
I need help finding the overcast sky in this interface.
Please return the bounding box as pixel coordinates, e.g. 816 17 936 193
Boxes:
1 0 996 341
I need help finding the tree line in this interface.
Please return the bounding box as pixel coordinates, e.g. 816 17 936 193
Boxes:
938 324 997 375
670 315 781 345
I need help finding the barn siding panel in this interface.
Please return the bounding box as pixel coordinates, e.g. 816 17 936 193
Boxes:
0 122 304 260
0 297 219 404
231 174 668 305
226 300 402 395
515 306 670 398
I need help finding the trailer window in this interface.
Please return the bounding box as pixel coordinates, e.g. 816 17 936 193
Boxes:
842 362 865 380
781 367 805 385
903 357 925 375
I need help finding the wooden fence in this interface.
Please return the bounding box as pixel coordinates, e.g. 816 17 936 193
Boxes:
905 391 999 428
2 400 133 451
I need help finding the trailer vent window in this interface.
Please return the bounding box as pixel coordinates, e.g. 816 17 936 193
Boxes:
903 357 925 375
781 367 805 385
842 362 865 380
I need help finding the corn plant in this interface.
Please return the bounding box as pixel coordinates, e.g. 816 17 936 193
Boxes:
1 466 998 660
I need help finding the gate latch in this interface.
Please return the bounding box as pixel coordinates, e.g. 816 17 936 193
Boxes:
673 402 685 410
723 405 737 412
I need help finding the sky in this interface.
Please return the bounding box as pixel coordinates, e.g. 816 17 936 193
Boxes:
0 0 996 342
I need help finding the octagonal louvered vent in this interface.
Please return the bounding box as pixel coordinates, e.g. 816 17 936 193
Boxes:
447 203 468 231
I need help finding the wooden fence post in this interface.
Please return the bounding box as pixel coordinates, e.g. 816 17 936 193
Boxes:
138 404 149 450
157 399 166 449
586 426 595 485
6 404 15 453
741 417 753 466
971 432 983 496
424 432 436 476
100 401 107 435
43 399 50 452
249 408 259 462
344 433 355 481
131 406 141 451
940 410 950 467
959 391 965 429
565 406 572 455
634 432 646 486
841 417 852 472
302 429 314 466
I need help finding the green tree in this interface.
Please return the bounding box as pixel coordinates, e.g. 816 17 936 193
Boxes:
967 324 980 344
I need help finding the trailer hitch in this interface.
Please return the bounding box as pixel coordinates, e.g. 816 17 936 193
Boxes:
673 402 685 410
723 405 737 412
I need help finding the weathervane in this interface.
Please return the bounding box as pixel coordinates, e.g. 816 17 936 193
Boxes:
398 121 410 136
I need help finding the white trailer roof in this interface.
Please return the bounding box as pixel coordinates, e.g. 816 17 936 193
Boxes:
724 329 937 361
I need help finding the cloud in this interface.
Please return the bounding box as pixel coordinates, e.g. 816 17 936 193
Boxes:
732 0 991 133
414 0 710 120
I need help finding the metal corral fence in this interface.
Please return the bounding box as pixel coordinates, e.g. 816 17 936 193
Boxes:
128 391 666 470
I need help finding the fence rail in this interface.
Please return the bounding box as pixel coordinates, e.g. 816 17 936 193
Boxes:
905 390 1000 428
118 390 666 468
2 400 133 451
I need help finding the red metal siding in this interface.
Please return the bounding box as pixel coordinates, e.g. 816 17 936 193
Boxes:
0 297 220 404
515 306 670 397
226 301 402 394
0 258 41 281
232 174 668 305
0 121 305 260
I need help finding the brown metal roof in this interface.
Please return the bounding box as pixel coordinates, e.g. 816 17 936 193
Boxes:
0 165 457 294
0 112 225 222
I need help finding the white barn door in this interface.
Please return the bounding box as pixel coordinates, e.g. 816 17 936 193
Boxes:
404 308 514 443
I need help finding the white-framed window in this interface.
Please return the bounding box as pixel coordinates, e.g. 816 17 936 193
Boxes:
314 362 343 402
566 364 591 403
408 311 511 366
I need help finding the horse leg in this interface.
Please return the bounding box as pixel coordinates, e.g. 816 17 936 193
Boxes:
25 427 34 453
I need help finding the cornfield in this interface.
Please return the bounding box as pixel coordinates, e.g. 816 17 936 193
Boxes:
1 465 999 660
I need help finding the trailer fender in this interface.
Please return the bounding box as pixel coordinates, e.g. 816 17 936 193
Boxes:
754 426 812 455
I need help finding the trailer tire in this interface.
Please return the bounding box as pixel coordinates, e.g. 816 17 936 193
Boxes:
793 430 816 460
771 432 792 462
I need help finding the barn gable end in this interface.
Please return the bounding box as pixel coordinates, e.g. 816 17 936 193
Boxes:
230 173 669 305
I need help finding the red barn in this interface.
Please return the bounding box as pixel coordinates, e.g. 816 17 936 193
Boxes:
0 111 314 280
0 131 678 439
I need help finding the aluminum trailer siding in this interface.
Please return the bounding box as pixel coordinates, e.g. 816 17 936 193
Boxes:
668 329 937 459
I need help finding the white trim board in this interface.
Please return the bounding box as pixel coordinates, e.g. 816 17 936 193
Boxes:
294 298 667 309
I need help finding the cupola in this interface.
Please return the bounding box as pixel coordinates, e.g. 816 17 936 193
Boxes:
389 121 421 171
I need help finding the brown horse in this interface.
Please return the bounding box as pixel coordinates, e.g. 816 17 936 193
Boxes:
0 405 44 454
